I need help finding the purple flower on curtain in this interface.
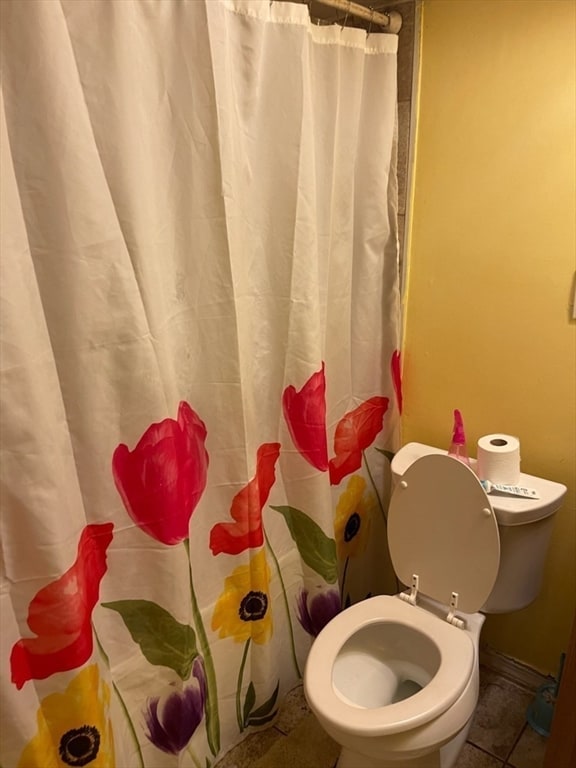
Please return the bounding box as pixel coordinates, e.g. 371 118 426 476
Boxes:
296 588 341 637
143 658 207 755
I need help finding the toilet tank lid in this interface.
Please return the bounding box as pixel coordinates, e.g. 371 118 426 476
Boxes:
391 443 567 526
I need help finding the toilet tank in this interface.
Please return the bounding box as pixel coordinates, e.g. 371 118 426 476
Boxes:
390 443 567 614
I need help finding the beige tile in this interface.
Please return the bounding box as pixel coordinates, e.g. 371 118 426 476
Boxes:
393 1 416 102
215 728 283 768
468 677 532 760
274 683 312 736
507 724 548 768
397 100 411 216
397 213 406 281
251 713 340 768
455 743 503 767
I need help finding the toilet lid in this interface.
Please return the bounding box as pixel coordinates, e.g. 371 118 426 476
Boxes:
388 454 500 613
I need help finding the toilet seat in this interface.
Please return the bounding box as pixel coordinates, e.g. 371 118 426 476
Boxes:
305 595 474 736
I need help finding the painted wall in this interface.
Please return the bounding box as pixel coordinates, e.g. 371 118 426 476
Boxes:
403 0 576 674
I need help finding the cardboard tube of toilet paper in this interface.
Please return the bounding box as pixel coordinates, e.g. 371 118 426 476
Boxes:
477 434 521 485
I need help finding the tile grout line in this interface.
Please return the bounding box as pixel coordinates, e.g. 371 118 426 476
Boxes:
503 720 529 766
465 740 507 765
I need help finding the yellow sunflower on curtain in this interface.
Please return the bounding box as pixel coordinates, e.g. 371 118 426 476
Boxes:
334 474 373 560
212 549 276 733
334 474 375 605
212 549 272 645
18 664 114 768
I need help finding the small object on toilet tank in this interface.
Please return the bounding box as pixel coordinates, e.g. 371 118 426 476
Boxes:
447 409 472 468
480 479 540 499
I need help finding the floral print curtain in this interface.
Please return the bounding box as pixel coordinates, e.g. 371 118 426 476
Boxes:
0 1 400 766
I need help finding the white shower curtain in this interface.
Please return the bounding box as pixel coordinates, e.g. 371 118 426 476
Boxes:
0 1 400 765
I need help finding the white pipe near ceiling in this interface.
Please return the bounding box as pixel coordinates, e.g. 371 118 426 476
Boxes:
311 0 403 32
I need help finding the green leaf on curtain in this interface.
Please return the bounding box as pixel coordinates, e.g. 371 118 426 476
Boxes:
102 599 198 680
243 681 256 727
374 447 396 463
246 710 278 727
245 680 280 726
270 506 337 584
249 680 279 720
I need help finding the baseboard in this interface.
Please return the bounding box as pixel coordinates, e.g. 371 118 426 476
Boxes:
480 645 549 692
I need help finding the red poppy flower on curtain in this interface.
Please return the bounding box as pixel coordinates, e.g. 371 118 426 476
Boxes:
112 401 208 545
328 397 390 485
10 523 114 690
391 350 403 414
209 442 281 555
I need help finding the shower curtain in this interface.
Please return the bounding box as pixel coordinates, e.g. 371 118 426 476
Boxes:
0 1 400 766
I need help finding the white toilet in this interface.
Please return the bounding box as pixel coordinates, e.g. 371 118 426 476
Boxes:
304 444 567 768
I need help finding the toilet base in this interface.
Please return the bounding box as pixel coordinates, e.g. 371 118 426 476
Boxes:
335 715 472 768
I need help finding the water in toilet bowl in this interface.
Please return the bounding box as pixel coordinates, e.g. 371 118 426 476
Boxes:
331 622 439 710
333 651 430 709
392 678 424 704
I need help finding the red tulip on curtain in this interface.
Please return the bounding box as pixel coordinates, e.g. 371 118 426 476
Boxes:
112 401 208 545
282 364 328 472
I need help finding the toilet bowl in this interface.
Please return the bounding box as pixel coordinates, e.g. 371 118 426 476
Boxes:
304 449 567 768
306 594 483 767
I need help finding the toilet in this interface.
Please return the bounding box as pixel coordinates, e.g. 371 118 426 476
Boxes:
304 444 567 768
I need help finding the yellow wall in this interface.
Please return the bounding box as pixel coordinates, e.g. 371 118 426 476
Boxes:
404 0 576 674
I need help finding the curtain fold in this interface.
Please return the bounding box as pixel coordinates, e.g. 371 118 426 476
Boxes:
0 1 400 765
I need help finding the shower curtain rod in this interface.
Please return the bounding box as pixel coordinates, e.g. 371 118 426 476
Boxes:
310 0 403 32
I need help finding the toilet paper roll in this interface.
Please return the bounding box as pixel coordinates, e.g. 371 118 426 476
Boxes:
477 434 521 485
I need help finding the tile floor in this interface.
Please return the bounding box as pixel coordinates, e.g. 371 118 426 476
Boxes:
215 666 549 768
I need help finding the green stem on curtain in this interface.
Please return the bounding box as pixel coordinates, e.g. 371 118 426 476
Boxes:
264 529 302 679
363 450 387 525
340 556 350 607
236 638 251 733
186 743 203 768
183 538 220 756
363 451 401 592
92 624 145 768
